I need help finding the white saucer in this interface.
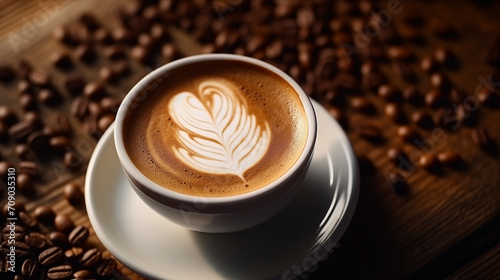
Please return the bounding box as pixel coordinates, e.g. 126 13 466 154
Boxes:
85 100 359 280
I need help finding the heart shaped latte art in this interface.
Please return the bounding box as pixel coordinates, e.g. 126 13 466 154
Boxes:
168 81 271 182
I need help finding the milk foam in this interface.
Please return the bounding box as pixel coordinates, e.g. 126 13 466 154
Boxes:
168 81 271 181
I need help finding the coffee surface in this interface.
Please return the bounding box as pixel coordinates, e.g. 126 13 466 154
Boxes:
124 60 308 197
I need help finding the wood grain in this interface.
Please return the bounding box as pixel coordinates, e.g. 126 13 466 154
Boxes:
1 1 499 280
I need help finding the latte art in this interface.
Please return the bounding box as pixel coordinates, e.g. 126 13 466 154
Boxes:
168 81 271 181
123 60 308 196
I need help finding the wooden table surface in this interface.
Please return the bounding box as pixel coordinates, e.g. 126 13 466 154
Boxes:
1 0 499 279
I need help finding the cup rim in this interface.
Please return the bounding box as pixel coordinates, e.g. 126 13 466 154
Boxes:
114 54 317 207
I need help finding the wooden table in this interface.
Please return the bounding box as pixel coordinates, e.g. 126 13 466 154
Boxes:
1 0 499 279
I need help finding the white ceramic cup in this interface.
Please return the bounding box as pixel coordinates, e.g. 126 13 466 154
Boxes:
114 54 317 233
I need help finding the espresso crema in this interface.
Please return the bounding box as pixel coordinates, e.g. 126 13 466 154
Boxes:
124 60 308 197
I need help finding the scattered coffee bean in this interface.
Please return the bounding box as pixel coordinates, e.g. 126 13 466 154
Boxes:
98 114 115 132
50 136 71 154
29 68 51 86
19 93 38 111
47 231 69 248
25 232 53 250
0 161 13 180
476 87 498 107
19 211 38 228
96 258 117 276
384 103 406 123
63 150 81 170
33 205 56 224
17 173 35 197
64 183 84 206
64 75 86 95
397 125 418 142
39 246 64 266
83 82 106 100
350 97 375 114
378 84 402 102
79 248 102 268
73 269 93 279
411 110 433 128
434 47 458 69
419 154 439 172
420 56 439 74
425 89 446 108
27 131 51 153
471 127 491 149
74 44 96 64
2 224 24 241
430 72 451 90
65 247 84 259
437 150 462 166
21 258 40 279
47 264 73 280
387 147 406 165
54 214 75 233
392 61 415 82
403 87 423 106
51 52 73 69
19 161 39 177
9 121 37 142
355 124 383 143
71 97 90 120
14 143 30 159
388 46 414 61
38 88 62 106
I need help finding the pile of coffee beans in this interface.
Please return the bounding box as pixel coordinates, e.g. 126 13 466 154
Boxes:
0 201 117 279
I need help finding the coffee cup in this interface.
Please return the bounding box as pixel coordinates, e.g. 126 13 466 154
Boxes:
114 54 317 233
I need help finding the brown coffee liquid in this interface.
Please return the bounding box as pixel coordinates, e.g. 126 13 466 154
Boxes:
123 60 308 197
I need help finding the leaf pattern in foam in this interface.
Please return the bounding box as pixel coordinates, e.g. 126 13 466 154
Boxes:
168 81 271 181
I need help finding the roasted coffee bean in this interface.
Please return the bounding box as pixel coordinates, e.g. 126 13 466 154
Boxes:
64 183 84 207
33 205 56 224
19 161 40 177
392 61 415 82
22 258 40 278
355 124 383 142
64 75 86 95
98 114 115 133
131 45 150 64
398 24 425 44
63 150 81 170
437 150 462 166
94 28 113 44
384 103 406 123
38 88 62 106
350 97 375 114
79 248 102 268
0 161 13 180
19 211 38 228
25 232 53 249
387 46 414 61
24 111 43 128
111 59 130 77
83 82 106 100
434 47 458 69
54 214 75 233
8 121 37 142
39 246 64 266
65 247 84 259
17 79 34 94
96 258 117 276
397 125 418 142
403 87 423 106
99 66 118 83
73 269 93 279
74 44 96 64
0 105 18 126
19 93 38 111
378 84 402 102
419 154 439 172
14 143 30 159
2 224 25 241
26 131 49 153
52 113 71 135
17 173 35 197
471 127 491 149
100 97 121 114
29 68 51 86
387 147 406 165
2 241 30 258
425 89 446 108
430 72 451 90
14 59 32 78
411 110 433 128
47 231 69 248
71 97 89 120
420 56 439 74
51 52 73 69
103 45 126 60
47 264 73 280
476 87 498 107
50 136 71 154
87 102 104 118
386 172 408 195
